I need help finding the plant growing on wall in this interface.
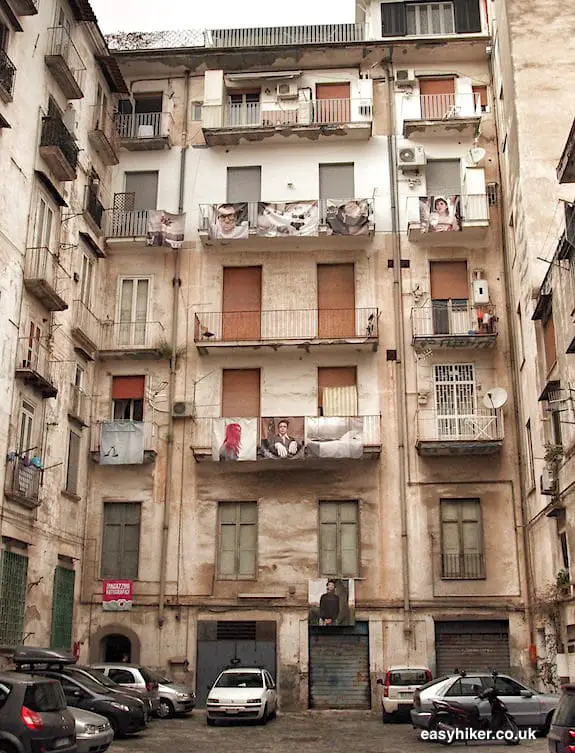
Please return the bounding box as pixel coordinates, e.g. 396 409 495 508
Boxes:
533 580 565 692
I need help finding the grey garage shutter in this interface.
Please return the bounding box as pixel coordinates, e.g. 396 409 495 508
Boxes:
435 621 510 676
454 0 482 33
309 624 370 709
381 2 407 35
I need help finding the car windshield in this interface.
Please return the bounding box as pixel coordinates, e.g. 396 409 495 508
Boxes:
389 670 428 686
552 692 575 726
215 672 263 689
70 668 116 688
73 676 111 695
24 682 67 711
140 667 167 684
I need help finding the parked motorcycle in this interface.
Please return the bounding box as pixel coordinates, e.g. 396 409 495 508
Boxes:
428 685 519 746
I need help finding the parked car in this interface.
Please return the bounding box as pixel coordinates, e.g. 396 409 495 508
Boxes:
548 682 575 751
0 670 77 753
69 707 113 753
91 663 194 719
206 667 277 726
376 666 432 721
12 647 147 738
411 671 559 734
65 663 158 718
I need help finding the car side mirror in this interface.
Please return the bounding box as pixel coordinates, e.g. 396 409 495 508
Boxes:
520 689 533 698
376 679 384 685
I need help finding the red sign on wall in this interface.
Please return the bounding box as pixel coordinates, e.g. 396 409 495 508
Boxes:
102 580 133 611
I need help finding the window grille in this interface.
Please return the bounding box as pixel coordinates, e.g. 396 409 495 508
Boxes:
406 2 455 35
0 550 28 646
50 566 75 649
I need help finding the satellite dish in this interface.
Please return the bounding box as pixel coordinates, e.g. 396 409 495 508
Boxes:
483 387 508 410
467 146 486 165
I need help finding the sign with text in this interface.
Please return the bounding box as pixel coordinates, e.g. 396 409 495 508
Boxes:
102 580 133 611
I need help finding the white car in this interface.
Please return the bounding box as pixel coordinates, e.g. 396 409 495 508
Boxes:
206 667 277 726
377 666 432 721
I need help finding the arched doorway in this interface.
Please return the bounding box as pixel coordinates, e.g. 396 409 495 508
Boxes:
102 633 132 662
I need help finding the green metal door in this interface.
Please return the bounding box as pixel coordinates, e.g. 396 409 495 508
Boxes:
51 567 75 649
0 550 28 647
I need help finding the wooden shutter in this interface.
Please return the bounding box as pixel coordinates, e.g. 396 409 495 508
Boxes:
218 502 257 579
51 567 75 650
543 312 557 370
381 2 407 35
430 261 468 300
226 167 261 203
317 264 355 338
454 0 482 33
319 163 355 200
222 369 260 417
112 376 145 400
318 367 357 412
66 431 81 495
222 266 262 341
101 503 141 579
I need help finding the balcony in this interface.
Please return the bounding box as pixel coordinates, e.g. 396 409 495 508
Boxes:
99 321 167 360
115 112 174 150
198 198 375 248
411 303 497 351
441 552 485 579
23 247 68 311
88 106 119 166
190 415 381 464
14 338 58 398
202 98 372 146
9 0 38 13
39 116 79 181
406 193 489 245
68 384 89 427
402 93 482 138
558 117 575 184
4 459 41 508
194 308 379 354
105 207 149 240
207 23 367 48
0 49 16 103
90 420 158 464
83 185 105 236
416 408 503 456
44 26 85 99
71 300 100 359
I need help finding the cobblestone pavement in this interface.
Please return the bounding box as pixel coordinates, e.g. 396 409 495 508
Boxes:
108 712 550 753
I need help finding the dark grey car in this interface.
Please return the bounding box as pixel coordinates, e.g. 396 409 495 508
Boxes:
0 671 77 753
548 683 575 752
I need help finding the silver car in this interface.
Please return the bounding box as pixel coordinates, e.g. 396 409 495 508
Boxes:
411 672 559 733
70 707 114 753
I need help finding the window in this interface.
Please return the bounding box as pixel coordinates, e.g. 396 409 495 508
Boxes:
419 77 456 119
227 91 260 126
50 565 75 649
79 253 94 308
112 376 145 421
222 267 262 341
319 500 359 577
122 171 159 211
425 159 461 196
18 401 35 458
33 194 55 252
430 261 468 335
472 85 488 112
23 322 41 370
516 304 525 366
65 431 81 495
434 364 476 438
118 94 163 137
107 668 135 684
445 676 484 697
118 278 150 346
0 548 28 646
100 503 141 579
559 530 570 572
217 502 257 579
406 2 455 35
542 308 557 373
222 369 260 417
319 163 355 201
317 367 357 416
525 420 535 490
492 676 525 696
551 408 563 448
440 498 484 579
317 263 356 338
191 102 203 121
226 167 261 203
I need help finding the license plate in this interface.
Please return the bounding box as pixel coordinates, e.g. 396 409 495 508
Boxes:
400 692 412 697
54 738 71 749
226 708 240 714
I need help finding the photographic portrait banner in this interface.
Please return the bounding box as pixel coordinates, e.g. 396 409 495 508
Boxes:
146 210 186 249
305 416 364 459
209 203 249 240
256 201 319 237
100 420 144 465
212 417 257 462
308 578 356 627
325 199 372 236
258 417 305 460
418 195 461 233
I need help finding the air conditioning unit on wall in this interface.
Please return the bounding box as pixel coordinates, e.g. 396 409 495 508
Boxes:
172 401 194 418
276 81 298 99
395 68 416 86
397 144 426 168
540 466 557 495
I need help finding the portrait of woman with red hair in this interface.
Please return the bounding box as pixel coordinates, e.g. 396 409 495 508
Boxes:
219 422 242 461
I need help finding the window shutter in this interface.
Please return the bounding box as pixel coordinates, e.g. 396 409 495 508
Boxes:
101 503 141 579
51 567 75 650
112 376 145 400
454 0 481 33
381 2 407 36
66 431 81 495
0 551 28 646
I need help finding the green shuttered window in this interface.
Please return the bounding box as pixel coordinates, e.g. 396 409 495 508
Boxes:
218 502 257 580
0 550 28 647
51 566 75 649
100 502 141 579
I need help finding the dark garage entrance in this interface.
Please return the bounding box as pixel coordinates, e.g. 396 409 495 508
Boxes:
435 620 510 676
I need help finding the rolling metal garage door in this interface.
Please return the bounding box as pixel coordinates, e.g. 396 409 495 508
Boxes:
309 623 370 709
435 620 510 676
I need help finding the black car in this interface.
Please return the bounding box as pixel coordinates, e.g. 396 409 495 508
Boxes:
13 647 146 738
548 683 575 751
0 670 77 753
63 664 153 719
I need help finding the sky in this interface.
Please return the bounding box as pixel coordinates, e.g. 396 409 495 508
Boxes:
90 0 355 34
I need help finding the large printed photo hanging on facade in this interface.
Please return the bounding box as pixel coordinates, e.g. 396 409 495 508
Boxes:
418 195 461 233
209 203 250 239
146 210 186 248
325 199 372 236
308 578 355 626
212 418 257 462
100 420 144 465
305 416 364 459
258 417 305 460
256 201 319 237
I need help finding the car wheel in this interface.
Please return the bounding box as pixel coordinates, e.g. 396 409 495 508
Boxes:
157 698 175 719
107 716 120 739
540 711 554 737
382 709 394 723
0 742 18 753
206 716 216 726
269 705 277 720
259 704 268 725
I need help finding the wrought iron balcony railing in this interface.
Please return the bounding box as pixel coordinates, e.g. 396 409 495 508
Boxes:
411 303 497 338
68 384 89 425
0 48 16 101
417 408 504 443
15 337 58 397
40 116 80 172
115 111 173 140
4 458 41 506
207 23 367 47
83 186 104 230
88 105 119 165
99 320 165 352
45 26 86 97
71 300 100 353
441 552 485 579
194 308 379 344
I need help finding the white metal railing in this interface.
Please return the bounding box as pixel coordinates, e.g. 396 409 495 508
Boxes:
207 23 366 47
68 384 89 424
204 98 372 129
406 193 489 226
72 300 100 349
461 194 489 222
106 209 149 238
90 420 158 455
411 304 497 337
24 247 60 289
417 408 504 442
46 26 85 91
15 337 54 384
415 93 481 120
99 321 165 351
190 415 381 452
194 308 378 343
115 112 173 140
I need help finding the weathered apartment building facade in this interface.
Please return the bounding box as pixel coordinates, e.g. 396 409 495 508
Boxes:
0 0 533 710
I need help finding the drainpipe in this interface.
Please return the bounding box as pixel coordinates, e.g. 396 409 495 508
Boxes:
158 70 191 628
385 56 412 642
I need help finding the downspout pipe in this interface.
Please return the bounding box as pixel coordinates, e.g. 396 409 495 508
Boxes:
158 70 190 627
385 56 412 639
